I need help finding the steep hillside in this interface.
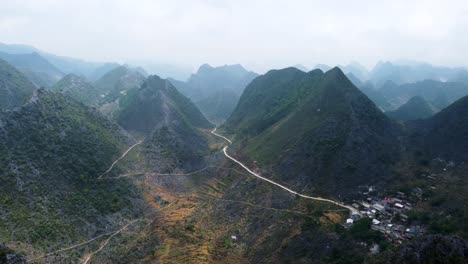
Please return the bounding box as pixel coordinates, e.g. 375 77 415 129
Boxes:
386 96 435 121
52 74 99 106
171 64 258 124
118 75 212 172
422 94 468 161
225 67 400 196
0 59 36 110
94 65 145 104
372 235 467 264
0 89 144 256
0 51 64 87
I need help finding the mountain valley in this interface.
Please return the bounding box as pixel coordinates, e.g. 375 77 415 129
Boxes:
0 41 467 264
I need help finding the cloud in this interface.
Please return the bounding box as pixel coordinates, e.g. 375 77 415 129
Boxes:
1 0 467 74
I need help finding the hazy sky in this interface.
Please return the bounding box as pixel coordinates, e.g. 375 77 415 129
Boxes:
1 0 468 74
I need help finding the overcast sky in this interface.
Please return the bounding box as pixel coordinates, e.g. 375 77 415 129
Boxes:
1 0 468 74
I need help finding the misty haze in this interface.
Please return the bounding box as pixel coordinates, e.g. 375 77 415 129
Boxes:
0 1 467 263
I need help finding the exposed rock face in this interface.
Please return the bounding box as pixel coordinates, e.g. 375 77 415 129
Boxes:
0 244 27 264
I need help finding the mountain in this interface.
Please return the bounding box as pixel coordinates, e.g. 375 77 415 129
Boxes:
0 51 64 87
314 64 332 72
339 62 369 81
380 79 468 111
0 42 146 81
293 64 309 72
117 75 212 172
118 75 212 135
0 59 36 110
0 42 117 78
422 94 468 161
369 61 468 87
315 62 369 82
224 67 400 196
0 89 143 256
52 74 99 106
94 66 145 103
88 62 120 81
386 96 435 121
346 72 364 87
0 42 41 54
171 64 258 124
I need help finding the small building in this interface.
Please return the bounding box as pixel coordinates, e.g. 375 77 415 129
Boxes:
394 203 404 209
373 203 385 212
351 214 361 221
346 218 354 224
372 219 381 225
361 201 371 208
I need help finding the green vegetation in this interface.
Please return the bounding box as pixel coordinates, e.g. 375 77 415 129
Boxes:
117 75 212 136
94 65 145 104
52 73 99 106
0 89 143 250
224 67 400 196
0 58 36 110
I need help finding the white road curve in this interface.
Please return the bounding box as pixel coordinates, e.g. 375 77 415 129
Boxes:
98 140 143 179
211 128 360 216
211 127 232 144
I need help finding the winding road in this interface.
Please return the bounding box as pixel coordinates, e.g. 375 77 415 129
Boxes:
211 128 360 216
98 140 143 179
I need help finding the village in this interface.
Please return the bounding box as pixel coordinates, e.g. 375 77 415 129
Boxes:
344 185 426 245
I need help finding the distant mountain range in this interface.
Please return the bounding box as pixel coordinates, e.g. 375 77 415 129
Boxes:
0 42 112 79
170 63 258 124
0 51 64 88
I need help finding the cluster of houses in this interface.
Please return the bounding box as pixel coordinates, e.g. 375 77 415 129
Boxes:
345 187 425 243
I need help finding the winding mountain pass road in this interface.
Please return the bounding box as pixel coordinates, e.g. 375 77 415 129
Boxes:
98 140 143 179
211 128 360 216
